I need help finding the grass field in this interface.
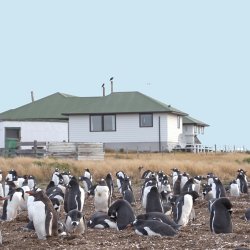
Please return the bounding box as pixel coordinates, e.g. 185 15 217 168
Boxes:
0 152 250 185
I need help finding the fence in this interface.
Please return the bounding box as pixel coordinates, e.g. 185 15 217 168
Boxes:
1 141 105 160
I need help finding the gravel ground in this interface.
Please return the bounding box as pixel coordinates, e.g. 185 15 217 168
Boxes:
0 181 249 250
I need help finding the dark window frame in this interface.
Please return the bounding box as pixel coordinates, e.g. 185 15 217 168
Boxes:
90 114 116 132
139 113 153 127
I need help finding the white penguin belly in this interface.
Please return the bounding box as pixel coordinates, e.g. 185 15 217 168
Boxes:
29 201 46 240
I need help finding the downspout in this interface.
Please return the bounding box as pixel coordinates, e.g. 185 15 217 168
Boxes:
158 116 161 152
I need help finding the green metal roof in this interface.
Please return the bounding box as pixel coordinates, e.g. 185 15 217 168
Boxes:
183 116 209 126
0 93 71 121
0 91 188 121
62 92 188 115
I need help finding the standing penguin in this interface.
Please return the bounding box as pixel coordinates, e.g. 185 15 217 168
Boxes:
146 186 163 213
181 178 196 194
65 209 86 235
172 191 199 226
94 179 110 213
108 199 135 230
209 197 233 234
171 168 180 186
211 177 227 199
83 168 93 183
173 174 182 195
26 190 58 240
180 172 189 190
236 171 248 194
65 177 85 213
229 180 240 197
105 173 114 198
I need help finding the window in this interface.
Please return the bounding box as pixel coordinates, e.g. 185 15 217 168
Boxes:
177 115 181 129
90 115 116 132
140 113 153 127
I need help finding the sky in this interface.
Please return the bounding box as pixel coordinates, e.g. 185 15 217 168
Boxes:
0 1 249 150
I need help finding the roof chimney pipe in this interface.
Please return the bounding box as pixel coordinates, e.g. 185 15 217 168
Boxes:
31 91 35 102
110 77 114 93
102 83 105 96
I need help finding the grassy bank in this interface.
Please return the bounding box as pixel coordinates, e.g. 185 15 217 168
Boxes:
0 152 250 185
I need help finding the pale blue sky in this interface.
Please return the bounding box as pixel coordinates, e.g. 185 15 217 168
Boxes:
0 1 249 150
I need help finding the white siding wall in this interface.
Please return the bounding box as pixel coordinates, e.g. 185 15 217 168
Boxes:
0 121 68 148
167 114 182 144
183 125 195 144
69 113 168 143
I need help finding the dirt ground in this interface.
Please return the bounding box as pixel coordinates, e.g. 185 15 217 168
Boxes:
0 181 249 250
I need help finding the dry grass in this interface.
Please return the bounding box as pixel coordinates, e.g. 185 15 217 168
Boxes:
0 152 250 185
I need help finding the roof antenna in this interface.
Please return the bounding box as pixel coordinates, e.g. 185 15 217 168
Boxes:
102 83 105 96
110 77 114 93
31 91 35 102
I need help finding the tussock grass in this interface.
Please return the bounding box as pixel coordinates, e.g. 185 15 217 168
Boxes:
0 153 249 185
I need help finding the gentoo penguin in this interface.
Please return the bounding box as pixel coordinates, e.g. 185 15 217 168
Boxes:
121 176 135 205
173 174 182 195
108 199 135 230
229 180 240 197
26 190 58 240
160 191 173 215
211 177 227 198
146 186 163 213
171 168 180 186
123 189 136 205
78 176 93 193
105 173 114 198
87 212 117 229
181 178 196 194
180 172 189 190
141 179 157 209
207 173 215 185
47 185 64 212
140 169 153 179
209 197 233 234
172 191 199 226
202 184 213 201
236 171 248 194
65 209 86 235
61 171 71 185
193 175 204 194
28 175 36 190
132 219 177 237
94 179 110 213
116 171 126 193
83 168 93 183
64 177 85 213
0 188 26 221
51 168 61 186
136 212 180 231
243 208 250 221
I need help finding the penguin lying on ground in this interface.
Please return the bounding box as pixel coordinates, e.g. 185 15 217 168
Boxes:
132 219 177 237
136 212 180 231
87 211 117 229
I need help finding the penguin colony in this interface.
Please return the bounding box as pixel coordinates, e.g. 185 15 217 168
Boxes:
0 166 249 243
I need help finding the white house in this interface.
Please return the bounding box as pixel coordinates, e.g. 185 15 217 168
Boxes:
0 91 209 153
